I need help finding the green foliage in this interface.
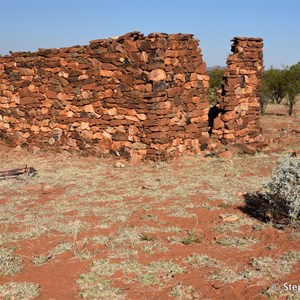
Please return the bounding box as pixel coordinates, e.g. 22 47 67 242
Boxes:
260 67 286 114
259 73 271 114
207 67 224 106
260 63 300 115
260 68 285 114
265 68 286 103
283 63 300 115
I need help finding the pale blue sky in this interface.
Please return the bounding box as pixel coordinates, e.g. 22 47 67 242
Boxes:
1 0 299 68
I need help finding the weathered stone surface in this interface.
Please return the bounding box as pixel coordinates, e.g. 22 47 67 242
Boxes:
218 150 233 159
228 143 257 155
213 117 224 130
212 37 263 144
0 32 263 161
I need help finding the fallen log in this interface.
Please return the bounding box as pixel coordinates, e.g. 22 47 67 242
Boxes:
0 166 37 180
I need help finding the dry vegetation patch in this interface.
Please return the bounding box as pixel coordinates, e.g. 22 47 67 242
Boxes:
0 104 299 299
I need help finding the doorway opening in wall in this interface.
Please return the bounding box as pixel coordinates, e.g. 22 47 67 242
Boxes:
206 66 225 135
208 105 225 136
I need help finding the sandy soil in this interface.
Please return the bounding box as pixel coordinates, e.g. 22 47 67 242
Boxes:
0 103 299 300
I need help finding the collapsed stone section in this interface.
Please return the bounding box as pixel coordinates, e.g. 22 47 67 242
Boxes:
212 37 263 143
0 31 210 160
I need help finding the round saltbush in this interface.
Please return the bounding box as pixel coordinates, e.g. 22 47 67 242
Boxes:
260 156 300 224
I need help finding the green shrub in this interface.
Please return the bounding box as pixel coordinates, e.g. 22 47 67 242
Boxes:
244 157 300 227
207 67 224 106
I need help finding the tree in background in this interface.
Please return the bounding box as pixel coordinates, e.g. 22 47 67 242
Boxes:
259 71 271 114
266 68 286 104
208 64 300 115
284 62 300 116
259 63 300 115
259 67 286 114
207 67 224 106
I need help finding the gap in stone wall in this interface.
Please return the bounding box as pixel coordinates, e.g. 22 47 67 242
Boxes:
0 32 263 161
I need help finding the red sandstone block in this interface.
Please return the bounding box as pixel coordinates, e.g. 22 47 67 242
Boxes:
225 120 238 130
112 132 128 141
69 69 82 77
167 87 183 98
190 48 202 57
100 70 114 77
123 40 138 52
195 62 206 74
143 118 169 127
121 74 133 85
149 126 170 132
213 117 224 130
169 33 193 41
118 83 131 92
125 109 137 116
183 63 195 72
172 96 183 106
151 37 168 50
224 133 235 139
196 101 209 110
222 111 240 122
20 97 39 105
109 119 134 126
186 103 196 111
143 96 167 104
89 119 110 126
148 69 166 82
222 104 238 111
147 135 171 144
0 96 9 104
45 90 58 99
101 89 113 98
185 88 200 97
151 109 174 115
187 39 199 49
167 39 180 50
185 123 201 133
150 101 171 110
18 87 36 98
19 68 35 76
168 132 186 139
99 52 124 63
133 84 152 92
165 50 179 58
123 90 144 99
100 63 117 70
125 115 139 122
197 122 209 129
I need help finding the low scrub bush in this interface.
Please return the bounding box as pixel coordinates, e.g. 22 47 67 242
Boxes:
244 157 300 227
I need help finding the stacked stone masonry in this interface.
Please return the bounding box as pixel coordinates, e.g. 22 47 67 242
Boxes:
0 32 263 160
212 37 263 143
0 32 210 160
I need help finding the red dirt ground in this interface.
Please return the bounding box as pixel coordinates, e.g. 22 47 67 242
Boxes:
0 103 299 300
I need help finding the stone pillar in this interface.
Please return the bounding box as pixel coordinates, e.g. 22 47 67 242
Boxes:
212 37 263 143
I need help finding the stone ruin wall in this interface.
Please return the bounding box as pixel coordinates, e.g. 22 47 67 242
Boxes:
0 32 263 160
0 32 210 161
212 37 263 143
